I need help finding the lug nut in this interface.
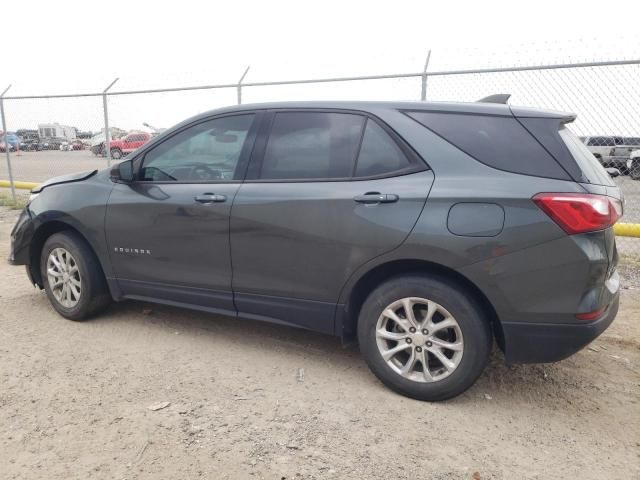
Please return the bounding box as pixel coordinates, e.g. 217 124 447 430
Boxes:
416 347 422 352
422 329 428 335
426 341 432 347
406 338 412 344
409 327 416 333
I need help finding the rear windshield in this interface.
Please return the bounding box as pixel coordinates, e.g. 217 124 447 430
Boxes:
559 126 614 186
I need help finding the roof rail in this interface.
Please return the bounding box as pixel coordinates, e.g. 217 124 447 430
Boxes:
477 94 511 104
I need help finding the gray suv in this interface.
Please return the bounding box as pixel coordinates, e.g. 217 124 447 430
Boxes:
9 100 622 401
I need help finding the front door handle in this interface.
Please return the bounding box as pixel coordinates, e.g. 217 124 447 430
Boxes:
194 193 227 204
353 192 399 204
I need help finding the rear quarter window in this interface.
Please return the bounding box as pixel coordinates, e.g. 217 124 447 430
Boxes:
405 111 570 180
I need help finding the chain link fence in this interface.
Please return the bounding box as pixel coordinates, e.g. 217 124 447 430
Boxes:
1 56 639 272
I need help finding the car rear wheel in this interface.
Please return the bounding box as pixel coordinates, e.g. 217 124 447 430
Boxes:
110 148 122 159
357 275 491 401
41 231 111 321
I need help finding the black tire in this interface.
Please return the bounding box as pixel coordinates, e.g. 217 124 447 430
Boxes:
357 274 492 401
40 231 111 321
630 159 640 180
110 148 122 160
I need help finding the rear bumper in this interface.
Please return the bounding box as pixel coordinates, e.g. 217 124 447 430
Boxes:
501 292 619 363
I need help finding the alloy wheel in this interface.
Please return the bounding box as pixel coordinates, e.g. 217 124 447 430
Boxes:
375 297 464 382
46 247 82 308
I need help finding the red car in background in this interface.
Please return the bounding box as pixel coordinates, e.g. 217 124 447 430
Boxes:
109 132 152 159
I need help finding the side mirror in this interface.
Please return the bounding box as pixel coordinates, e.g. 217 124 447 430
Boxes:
110 159 135 183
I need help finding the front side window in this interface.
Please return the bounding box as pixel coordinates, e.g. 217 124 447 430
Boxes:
140 114 254 182
259 112 364 180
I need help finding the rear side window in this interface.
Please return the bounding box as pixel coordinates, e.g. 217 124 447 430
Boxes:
260 112 364 180
406 111 570 180
354 119 411 177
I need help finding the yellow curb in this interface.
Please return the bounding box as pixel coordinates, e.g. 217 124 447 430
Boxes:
0 180 39 190
614 223 640 238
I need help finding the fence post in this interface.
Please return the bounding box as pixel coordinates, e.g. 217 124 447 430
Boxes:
0 84 16 202
102 78 119 168
237 66 250 104
421 50 432 101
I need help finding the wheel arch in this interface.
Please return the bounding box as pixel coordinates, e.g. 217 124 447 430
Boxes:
337 258 504 350
28 220 106 290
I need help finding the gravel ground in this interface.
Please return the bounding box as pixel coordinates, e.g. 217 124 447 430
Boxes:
617 175 640 224
1 207 639 479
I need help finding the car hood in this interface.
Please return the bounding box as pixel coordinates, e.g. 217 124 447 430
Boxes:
31 170 98 193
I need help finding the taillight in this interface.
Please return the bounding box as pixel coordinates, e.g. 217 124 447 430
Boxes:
533 193 622 234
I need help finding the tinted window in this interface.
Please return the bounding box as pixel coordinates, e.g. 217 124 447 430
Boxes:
141 114 254 182
355 119 411 177
623 137 640 146
260 112 364 180
559 127 614 186
406 111 569 179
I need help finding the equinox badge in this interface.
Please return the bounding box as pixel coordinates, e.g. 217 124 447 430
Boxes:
113 247 152 255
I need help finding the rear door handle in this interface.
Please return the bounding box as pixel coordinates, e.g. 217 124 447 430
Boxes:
353 192 399 204
194 193 227 204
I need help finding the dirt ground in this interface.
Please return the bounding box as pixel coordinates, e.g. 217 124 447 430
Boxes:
0 206 639 480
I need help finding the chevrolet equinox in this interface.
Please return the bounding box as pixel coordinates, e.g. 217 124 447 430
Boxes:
9 99 622 401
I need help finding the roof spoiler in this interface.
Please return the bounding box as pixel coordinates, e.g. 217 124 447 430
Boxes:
477 94 511 104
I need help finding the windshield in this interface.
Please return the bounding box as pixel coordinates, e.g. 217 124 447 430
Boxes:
559 126 615 186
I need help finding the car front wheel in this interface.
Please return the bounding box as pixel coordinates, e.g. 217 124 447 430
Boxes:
358 275 491 401
110 148 122 159
41 231 111 320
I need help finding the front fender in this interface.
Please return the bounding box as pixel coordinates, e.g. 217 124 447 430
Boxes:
13 171 117 293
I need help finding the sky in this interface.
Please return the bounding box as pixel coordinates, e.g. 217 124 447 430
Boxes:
1 0 639 133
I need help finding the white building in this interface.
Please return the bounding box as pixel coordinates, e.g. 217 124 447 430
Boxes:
38 123 77 140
